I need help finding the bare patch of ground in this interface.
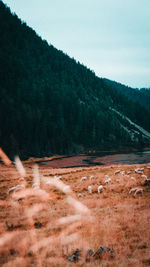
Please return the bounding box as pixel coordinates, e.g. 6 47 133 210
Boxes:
39 151 150 167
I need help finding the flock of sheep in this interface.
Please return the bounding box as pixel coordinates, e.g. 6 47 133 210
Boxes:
7 156 150 199
77 166 149 197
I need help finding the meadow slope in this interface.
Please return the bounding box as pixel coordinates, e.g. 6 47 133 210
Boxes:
0 160 150 266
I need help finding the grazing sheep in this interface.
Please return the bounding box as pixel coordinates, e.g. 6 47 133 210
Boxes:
54 175 62 180
120 171 125 175
127 171 131 175
141 174 147 180
78 193 82 198
134 188 143 195
19 177 24 181
90 175 94 180
98 185 103 193
88 186 92 194
105 177 111 184
129 187 143 195
135 168 143 174
81 176 87 181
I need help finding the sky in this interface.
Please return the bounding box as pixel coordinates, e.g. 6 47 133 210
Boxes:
3 0 150 88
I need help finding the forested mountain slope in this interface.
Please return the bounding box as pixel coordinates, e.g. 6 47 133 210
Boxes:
103 79 150 113
0 1 150 159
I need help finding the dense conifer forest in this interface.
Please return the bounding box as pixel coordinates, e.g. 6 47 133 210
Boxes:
0 2 150 159
104 79 150 113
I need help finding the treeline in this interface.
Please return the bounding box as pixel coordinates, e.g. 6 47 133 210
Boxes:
0 2 150 159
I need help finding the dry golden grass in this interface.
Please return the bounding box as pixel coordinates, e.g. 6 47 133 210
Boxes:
0 156 150 266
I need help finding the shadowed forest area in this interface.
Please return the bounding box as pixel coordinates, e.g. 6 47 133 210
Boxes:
0 1 150 159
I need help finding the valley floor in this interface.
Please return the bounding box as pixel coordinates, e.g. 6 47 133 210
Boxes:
0 161 150 266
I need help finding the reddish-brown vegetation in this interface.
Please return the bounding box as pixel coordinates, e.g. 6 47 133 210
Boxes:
0 159 150 266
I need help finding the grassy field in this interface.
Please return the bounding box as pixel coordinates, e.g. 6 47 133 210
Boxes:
0 157 150 266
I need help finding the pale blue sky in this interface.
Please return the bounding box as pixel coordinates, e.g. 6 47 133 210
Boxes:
3 0 150 88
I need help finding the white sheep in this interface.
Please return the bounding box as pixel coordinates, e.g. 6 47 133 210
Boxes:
105 177 111 184
81 176 87 181
135 168 143 174
19 177 24 181
134 188 143 195
54 175 62 180
90 175 94 180
129 187 143 195
78 193 82 198
88 185 92 194
141 174 147 180
98 185 103 193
